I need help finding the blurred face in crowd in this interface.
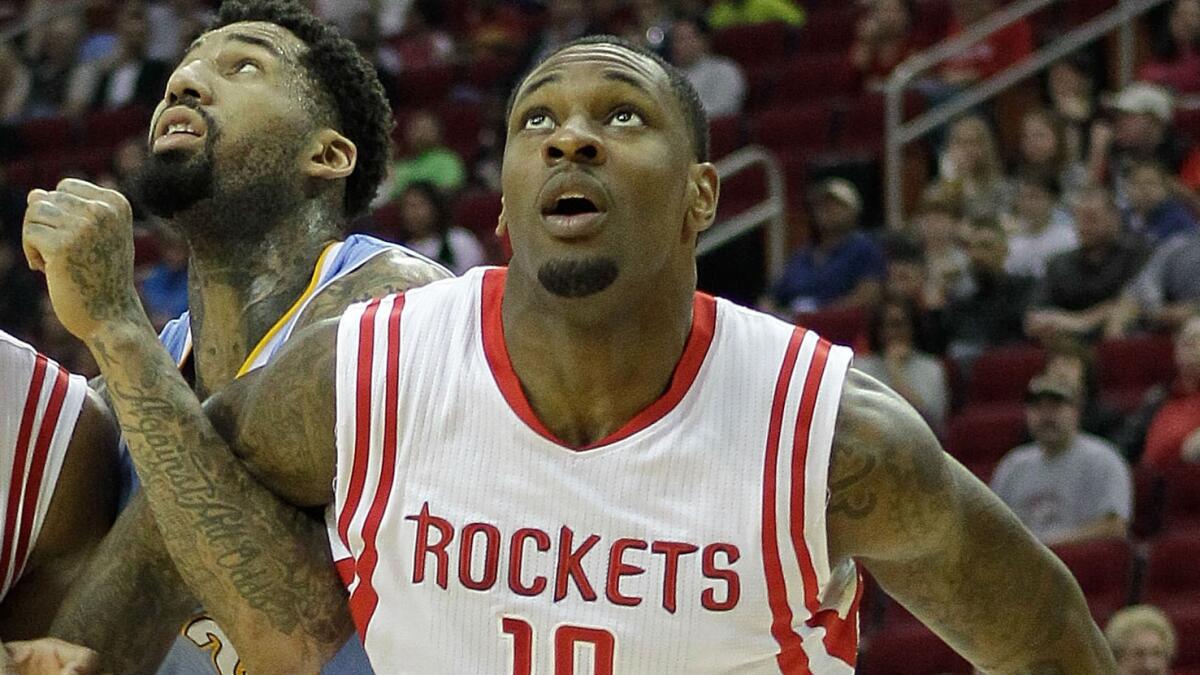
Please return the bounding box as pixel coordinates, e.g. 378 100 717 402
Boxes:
1026 392 1080 452
405 112 443 154
879 301 915 348
966 224 1007 275
669 20 707 68
118 3 150 57
873 0 912 38
1175 317 1200 382
915 209 958 248
1020 113 1059 165
1072 191 1120 249
1115 627 1174 675
887 259 926 302
1126 164 1170 214
813 194 858 239
1014 180 1056 227
400 186 438 238
948 117 993 175
1116 111 1165 151
1171 0 1200 47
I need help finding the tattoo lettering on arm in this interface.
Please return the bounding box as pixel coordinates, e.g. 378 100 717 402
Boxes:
50 493 197 675
826 370 1117 674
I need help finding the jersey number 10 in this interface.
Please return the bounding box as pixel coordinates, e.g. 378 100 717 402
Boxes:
501 616 615 675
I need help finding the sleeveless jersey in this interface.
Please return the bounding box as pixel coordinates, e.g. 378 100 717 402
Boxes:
0 331 87 604
125 234 442 675
329 267 862 674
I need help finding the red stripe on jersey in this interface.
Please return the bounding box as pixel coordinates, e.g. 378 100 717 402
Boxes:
12 363 70 579
481 268 718 451
788 338 831 615
334 557 356 587
759 327 808 673
336 299 383 569
348 296 404 636
0 353 48 593
807 568 863 666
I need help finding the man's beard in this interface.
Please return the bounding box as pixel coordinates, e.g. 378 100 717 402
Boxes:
537 257 619 298
133 142 216 219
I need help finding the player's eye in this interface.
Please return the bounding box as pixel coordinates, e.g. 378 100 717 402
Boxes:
233 59 260 74
523 112 555 131
608 108 644 127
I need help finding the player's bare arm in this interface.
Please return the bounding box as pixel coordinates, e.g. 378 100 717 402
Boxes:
23 178 350 674
0 388 117 640
826 369 1117 673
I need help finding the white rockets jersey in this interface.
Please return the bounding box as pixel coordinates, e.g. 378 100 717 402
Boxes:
0 331 87 603
328 267 862 674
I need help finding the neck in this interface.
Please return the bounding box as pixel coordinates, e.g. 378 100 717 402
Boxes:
501 264 697 447
1041 435 1074 457
180 202 341 395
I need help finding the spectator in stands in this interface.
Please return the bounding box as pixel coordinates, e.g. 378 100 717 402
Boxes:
386 0 456 73
393 181 486 275
850 0 919 90
1116 317 1200 463
145 0 216 63
1013 108 1089 199
527 0 596 66
938 0 1034 87
0 212 42 340
1044 339 1122 440
1089 82 1192 191
74 2 171 113
346 8 403 95
22 10 89 118
139 227 189 331
769 178 885 314
990 372 1132 545
668 16 746 118
1105 605 1178 675
933 115 1012 221
462 0 530 62
941 216 1034 365
382 110 467 202
912 186 972 304
0 44 31 123
882 234 944 352
1124 160 1199 244
856 295 950 432
1026 187 1150 343
1140 317 1200 469
1107 234 1200 336
706 0 806 30
1046 52 1100 162
1140 0 1200 94
1004 171 1078 280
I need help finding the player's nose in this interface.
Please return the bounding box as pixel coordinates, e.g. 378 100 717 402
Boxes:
164 61 213 106
543 118 606 167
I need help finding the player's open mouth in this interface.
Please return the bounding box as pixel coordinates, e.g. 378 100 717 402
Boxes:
151 106 209 153
545 195 600 216
542 193 607 240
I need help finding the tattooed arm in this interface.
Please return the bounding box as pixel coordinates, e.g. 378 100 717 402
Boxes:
826 370 1117 674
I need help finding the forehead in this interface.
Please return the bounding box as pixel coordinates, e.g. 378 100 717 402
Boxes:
186 21 307 62
514 43 673 109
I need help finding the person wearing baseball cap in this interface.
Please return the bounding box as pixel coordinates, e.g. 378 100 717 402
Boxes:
988 370 1133 546
1091 81 1194 189
768 177 886 315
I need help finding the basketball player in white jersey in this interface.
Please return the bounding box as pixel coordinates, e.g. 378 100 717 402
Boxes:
26 34 1117 673
16 1 447 673
0 331 115 671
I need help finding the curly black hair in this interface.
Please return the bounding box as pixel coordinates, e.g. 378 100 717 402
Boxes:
506 35 710 162
211 0 392 219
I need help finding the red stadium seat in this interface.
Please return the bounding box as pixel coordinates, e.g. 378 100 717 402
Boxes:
452 189 507 264
966 344 1047 406
1161 465 1200 534
437 102 483 164
859 623 971 675
712 22 791 67
715 161 769 220
2 159 42 190
18 115 74 152
1169 604 1200 671
773 55 859 105
394 64 456 106
944 403 1027 468
834 93 924 156
84 106 152 148
708 115 743 160
1050 538 1135 623
1143 531 1200 612
794 307 868 348
1132 463 1166 538
795 8 859 55
1096 334 1176 407
752 104 833 154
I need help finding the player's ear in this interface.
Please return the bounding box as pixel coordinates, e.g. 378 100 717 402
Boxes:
685 162 719 236
304 129 357 181
496 195 508 238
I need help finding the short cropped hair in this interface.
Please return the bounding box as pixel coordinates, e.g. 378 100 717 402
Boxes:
212 0 392 218
506 34 710 162
1105 605 1177 660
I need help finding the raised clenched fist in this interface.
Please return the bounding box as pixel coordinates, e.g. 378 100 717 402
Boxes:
2 638 102 674
21 178 145 343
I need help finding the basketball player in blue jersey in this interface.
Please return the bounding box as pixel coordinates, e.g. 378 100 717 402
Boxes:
26 31 1117 675
16 0 447 673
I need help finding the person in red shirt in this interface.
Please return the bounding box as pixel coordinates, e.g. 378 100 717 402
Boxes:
940 0 1035 86
1142 316 1200 468
850 0 919 89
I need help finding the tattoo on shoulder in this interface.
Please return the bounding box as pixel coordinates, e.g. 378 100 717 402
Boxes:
298 252 451 326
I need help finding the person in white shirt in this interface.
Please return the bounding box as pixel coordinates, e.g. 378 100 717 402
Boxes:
668 15 746 118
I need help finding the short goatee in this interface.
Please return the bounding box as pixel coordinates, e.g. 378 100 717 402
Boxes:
133 146 216 218
537 257 619 298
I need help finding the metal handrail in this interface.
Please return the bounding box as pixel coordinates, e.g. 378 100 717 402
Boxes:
883 0 1171 229
697 145 788 282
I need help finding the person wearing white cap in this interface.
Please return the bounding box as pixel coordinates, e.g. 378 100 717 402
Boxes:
1087 81 1194 193
768 177 887 315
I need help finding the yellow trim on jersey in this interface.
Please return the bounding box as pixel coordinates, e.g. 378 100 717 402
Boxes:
234 241 338 379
